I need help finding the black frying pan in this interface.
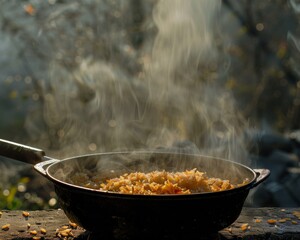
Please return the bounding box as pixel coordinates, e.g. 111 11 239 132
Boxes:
0 139 270 239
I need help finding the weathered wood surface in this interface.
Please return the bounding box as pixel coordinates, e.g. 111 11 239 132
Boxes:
0 208 299 239
220 208 300 240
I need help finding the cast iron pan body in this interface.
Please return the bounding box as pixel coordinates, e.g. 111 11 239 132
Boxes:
0 139 270 239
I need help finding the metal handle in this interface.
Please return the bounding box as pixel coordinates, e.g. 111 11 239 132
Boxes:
250 169 270 188
0 139 45 165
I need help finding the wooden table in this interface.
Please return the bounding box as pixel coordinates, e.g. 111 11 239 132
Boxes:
0 208 299 239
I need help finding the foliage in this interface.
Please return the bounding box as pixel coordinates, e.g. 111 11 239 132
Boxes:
0 176 57 210
221 0 300 131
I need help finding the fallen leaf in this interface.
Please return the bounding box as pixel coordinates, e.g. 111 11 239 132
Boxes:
24 4 36 15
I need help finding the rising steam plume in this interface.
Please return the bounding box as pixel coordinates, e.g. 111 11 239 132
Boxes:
24 0 249 163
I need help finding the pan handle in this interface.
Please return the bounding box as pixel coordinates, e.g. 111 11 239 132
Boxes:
0 138 45 165
250 169 270 189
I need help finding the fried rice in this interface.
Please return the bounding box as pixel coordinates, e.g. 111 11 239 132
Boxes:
69 168 249 195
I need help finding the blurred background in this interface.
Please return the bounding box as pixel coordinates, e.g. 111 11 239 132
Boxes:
0 0 300 209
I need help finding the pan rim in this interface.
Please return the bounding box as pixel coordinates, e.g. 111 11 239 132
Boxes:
45 151 257 198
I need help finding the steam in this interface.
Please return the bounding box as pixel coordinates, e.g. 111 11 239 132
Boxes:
145 0 248 162
150 0 219 83
25 0 249 163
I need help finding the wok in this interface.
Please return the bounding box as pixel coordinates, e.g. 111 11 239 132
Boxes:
0 139 270 239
